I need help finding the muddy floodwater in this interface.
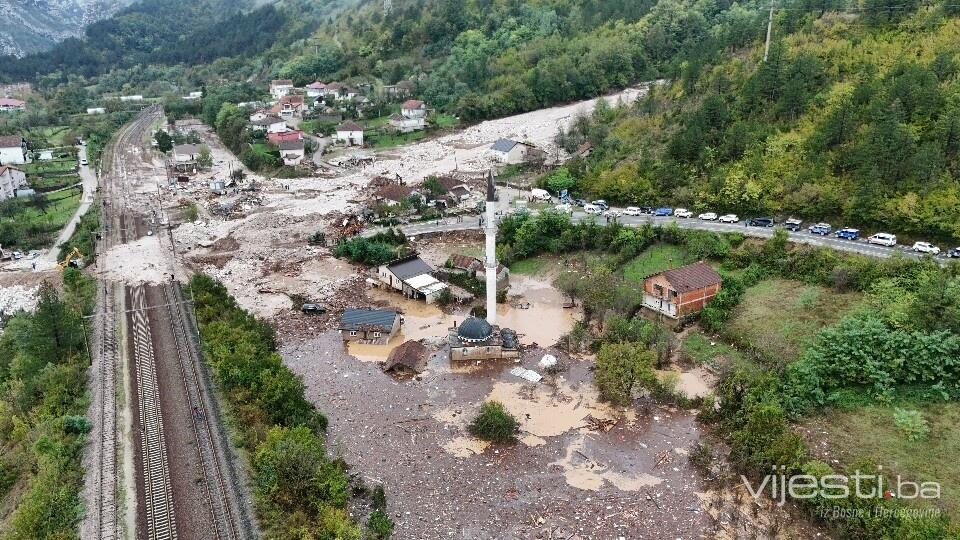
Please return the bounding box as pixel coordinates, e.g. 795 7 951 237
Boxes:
349 275 577 362
283 331 714 539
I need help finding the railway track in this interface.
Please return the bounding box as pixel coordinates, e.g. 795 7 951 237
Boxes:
93 280 119 540
131 285 178 540
162 282 243 540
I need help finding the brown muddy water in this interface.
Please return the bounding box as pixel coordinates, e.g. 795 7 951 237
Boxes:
349 275 577 362
283 332 715 539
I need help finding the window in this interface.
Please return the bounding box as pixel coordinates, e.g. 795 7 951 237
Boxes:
670 289 678 298
349 330 357 336
374 332 381 338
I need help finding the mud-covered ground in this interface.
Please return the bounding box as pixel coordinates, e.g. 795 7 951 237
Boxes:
283 332 715 539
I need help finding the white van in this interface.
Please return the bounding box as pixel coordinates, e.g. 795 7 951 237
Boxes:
867 233 897 247
531 188 552 202
583 204 602 215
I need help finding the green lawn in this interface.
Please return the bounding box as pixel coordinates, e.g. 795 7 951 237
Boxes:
432 114 459 129
725 279 864 365
509 257 550 276
22 159 78 175
801 402 960 521
680 330 758 371
0 190 81 250
31 174 81 192
366 130 427 149
622 244 695 282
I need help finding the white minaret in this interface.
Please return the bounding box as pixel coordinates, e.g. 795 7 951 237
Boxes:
484 170 498 326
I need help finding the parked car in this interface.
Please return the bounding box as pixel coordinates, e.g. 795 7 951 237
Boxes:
912 241 940 255
698 212 718 221
592 200 609 211
867 233 897 247
301 303 328 314
624 206 643 216
583 204 602 215
573 199 588 207
639 206 654 214
79 158 89 166
784 218 803 231
809 223 832 235
674 208 693 218
746 217 774 227
718 214 739 223
835 228 860 240
949 247 960 258
654 207 673 216
12 251 23 260
603 209 622 218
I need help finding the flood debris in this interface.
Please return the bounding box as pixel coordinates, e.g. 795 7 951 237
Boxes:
382 340 428 376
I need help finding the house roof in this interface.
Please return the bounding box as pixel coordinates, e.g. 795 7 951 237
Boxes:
337 121 363 132
327 82 343 90
306 81 326 89
278 140 304 151
384 340 428 373
375 184 414 202
405 274 447 295
491 138 519 152
436 176 466 191
0 135 23 148
385 254 433 280
340 308 399 332
448 254 484 272
281 95 305 105
402 99 425 110
0 98 25 107
0 165 23 176
654 261 723 294
251 115 285 126
396 80 415 90
173 144 200 156
271 79 293 86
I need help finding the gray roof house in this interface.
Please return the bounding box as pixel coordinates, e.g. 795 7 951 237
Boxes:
339 308 401 344
377 254 449 303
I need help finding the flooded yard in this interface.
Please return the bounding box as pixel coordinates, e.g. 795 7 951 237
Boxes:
282 332 715 539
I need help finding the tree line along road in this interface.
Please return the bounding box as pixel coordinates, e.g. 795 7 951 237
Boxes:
374 210 954 265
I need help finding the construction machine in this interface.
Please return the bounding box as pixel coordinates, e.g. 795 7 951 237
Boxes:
57 247 85 270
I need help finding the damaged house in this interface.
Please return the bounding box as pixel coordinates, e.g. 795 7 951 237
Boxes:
444 254 510 290
339 308 401 344
377 254 448 304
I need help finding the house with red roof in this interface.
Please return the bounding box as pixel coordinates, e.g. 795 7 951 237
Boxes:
0 98 26 113
642 261 723 319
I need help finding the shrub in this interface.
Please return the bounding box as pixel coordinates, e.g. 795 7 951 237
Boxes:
367 510 394 539
468 401 519 443
893 408 930 441
594 343 658 405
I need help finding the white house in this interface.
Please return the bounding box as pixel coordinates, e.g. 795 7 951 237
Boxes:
0 135 27 165
87 107 106 115
377 255 448 303
119 95 143 102
389 113 426 134
173 144 201 163
401 99 427 118
183 91 203 100
324 82 343 100
0 165 27 200
335 122 364 146
251 115 287 134
305 81 326 98
490 138 535 164
270 79 294 99
279 140 305 166
0 98 26 113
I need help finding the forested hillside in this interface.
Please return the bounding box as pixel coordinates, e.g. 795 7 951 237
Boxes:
0 0 135 58
0 0 351 84
284 0 769 120
551 2 960 242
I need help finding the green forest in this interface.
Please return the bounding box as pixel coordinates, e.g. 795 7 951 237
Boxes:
552 4 960 242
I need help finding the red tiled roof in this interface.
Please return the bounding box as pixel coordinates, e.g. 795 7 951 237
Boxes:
0 165 23 176
337 121 363 132
402 99 425 110
0 135 23 148
655 261 723 294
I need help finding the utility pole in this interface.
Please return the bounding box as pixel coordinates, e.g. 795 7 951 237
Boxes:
763 6 775 62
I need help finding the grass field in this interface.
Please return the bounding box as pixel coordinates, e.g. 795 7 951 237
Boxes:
367 130 427 149
30 174 81 192
680 330 758 371
725 279 864 365
622 244 694 282
801 402 960 521
21 159 78 175
509 257 550 275
0 190 81 249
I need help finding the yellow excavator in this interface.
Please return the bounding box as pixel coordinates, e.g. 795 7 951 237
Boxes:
57 247 85 271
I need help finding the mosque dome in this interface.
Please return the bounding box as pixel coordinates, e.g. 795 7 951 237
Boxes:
457 317 494 342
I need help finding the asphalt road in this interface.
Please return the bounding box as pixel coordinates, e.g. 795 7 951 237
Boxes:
378 210 956 264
